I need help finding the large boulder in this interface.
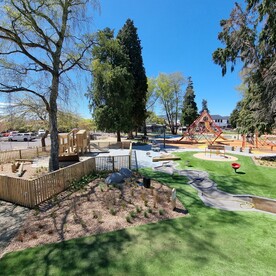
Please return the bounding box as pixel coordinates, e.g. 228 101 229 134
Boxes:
105 172 124 185
119 167 132 179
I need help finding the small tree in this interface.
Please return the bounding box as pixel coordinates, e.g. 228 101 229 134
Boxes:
181 77 198 127
156 72 185 134
87 28 134 142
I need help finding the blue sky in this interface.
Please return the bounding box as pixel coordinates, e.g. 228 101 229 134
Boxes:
84 0 243 118
0 0 244 118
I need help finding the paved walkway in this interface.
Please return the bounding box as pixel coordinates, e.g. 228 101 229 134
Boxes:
154 164 273 213
0 202 30 258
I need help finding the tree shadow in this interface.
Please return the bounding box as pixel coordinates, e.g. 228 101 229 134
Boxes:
1 168 266 275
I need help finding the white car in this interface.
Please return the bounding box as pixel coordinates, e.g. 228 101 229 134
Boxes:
8 133 36 142
38 129 46 137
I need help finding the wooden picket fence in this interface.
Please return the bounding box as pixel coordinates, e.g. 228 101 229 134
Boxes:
0 154 131 208
0 146 51 164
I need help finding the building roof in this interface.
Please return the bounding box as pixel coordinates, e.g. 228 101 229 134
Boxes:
211 115 230 120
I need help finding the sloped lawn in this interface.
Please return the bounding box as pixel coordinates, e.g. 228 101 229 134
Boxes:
0 153 275 275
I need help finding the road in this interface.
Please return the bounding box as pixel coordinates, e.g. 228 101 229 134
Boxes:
0 137 51 151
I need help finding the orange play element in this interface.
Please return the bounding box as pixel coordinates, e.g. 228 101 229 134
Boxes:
178 110 227 145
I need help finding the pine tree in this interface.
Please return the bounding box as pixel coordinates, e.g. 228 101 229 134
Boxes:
200 99 209 114
117 19 148 136
181 77 198 126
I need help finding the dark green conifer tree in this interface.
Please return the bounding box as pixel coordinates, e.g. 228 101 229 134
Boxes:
117 19 148 136
181 77 198 127
200 99 209 114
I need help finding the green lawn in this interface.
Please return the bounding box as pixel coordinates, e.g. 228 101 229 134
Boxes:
174 151 276 198
0 153 275 275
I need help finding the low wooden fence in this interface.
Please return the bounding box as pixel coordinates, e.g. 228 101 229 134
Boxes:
91 141 131 149
0 146 50 164
0 154 131 208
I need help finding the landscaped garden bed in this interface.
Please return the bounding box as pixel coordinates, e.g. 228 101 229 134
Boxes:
2 172 186 257
253 155 276 168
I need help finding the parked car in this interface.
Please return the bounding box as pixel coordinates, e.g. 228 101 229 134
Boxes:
38 129 46 137
8 133 36 142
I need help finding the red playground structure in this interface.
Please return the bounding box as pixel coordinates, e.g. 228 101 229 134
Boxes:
178 110 227 145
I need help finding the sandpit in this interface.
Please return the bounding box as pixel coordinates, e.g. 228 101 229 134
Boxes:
193 152 238 162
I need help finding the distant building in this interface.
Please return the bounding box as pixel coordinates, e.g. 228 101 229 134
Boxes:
146 124 165 133
211 115 230 128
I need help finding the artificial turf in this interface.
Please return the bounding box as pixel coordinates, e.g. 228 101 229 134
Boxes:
0 153 275 275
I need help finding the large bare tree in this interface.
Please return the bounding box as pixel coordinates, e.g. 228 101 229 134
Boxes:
155 72 185 134
0 0 99 171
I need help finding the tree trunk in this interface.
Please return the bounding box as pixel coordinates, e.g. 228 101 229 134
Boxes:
143 121 147 136
48 74 59 172
41 130 49 151
127 131 134 139
117 130 121 142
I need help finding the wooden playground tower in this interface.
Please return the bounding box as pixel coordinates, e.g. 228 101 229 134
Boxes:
58 129 90 160
178 110 227 145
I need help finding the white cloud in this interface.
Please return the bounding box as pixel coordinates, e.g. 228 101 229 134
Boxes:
0 102 11 115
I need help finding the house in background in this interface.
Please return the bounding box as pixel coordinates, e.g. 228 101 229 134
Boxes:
211 115 230 128
146 124 165 133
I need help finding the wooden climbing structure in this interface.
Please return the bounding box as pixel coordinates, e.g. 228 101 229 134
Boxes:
58 129 90 161
178 110 226 145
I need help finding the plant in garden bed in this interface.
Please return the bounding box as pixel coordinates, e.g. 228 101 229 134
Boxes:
130 210 137 218
110 208 117 216
126 215 132 223
159 209 165 215
136 206 142 213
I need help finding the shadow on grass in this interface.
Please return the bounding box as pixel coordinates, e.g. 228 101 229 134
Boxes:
235 171 246 174
0 169 257 275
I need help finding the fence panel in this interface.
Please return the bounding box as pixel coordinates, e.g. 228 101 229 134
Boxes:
0 146 50 163
0 175 34 208
0 155 129 208
95 155 130 171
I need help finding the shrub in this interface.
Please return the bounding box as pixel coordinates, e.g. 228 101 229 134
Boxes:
126 215 132 223
130 211 137 218
159 209 165 215
110 208 117 216
144 211 149 218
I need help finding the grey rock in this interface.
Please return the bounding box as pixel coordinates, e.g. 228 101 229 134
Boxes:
119 167 132 179
105 172 124 184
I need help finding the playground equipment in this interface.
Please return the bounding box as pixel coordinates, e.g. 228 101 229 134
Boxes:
178 110 227 145
205 145 225 158
231 163 240 173
242 132 276 151
58 129 90 161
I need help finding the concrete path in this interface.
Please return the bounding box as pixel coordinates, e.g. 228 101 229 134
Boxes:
154 164 267 213
0 202 30 258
